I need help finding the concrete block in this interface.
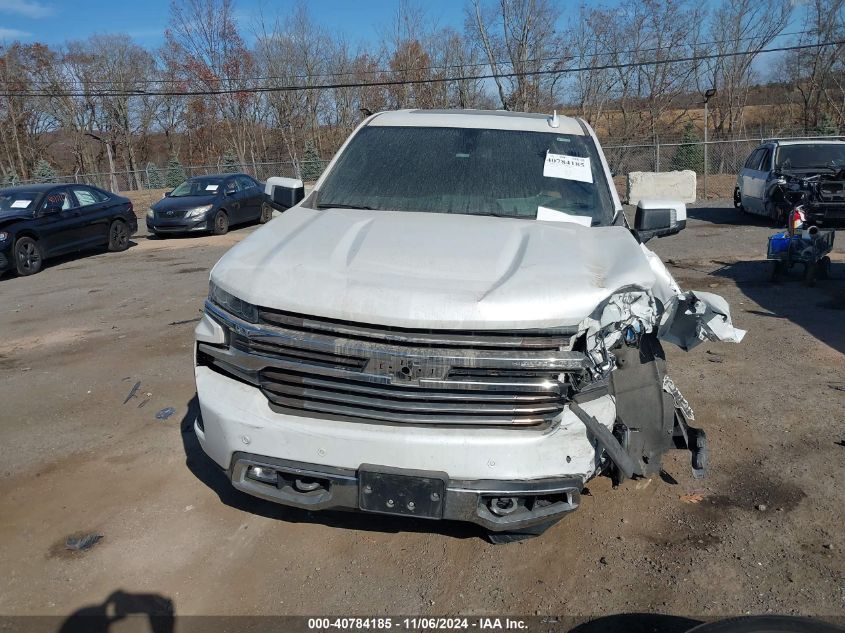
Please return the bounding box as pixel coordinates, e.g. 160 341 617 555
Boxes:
627 170 696 204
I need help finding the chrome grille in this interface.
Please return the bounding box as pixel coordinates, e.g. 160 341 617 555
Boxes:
200 302 586 426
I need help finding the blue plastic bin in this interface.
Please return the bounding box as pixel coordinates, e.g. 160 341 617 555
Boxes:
768 232 791 257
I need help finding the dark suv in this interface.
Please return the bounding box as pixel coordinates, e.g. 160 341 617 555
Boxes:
0 184 137 277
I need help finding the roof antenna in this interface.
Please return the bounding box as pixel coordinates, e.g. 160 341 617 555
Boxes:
548 109 559 129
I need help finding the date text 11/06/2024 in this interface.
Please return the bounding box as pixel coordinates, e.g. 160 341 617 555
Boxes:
307 617 529 630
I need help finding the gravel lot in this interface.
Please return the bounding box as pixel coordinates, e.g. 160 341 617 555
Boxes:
0 201 843 628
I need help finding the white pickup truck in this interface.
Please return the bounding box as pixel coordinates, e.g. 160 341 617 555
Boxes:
193 109 744 541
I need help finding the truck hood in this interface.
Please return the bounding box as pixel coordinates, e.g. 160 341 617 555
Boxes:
211 207 661 329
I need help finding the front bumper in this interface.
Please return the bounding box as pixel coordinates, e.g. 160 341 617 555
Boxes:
194 362 614 530
228 452 582 531
147 216 212 233
804 203 845 223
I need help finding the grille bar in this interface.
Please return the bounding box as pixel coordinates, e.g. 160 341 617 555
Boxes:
202 301 586 426
259 306 575 351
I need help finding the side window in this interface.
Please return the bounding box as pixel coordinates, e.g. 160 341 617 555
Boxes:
757 149 772 171
71 187 99 207
745 149 762 169
237 175 256 191
224 179 239 194
43 188 72 211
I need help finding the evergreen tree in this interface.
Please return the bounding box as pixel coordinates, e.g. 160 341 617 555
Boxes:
220 151 240 173
299 140 324 182
3 169 19 186
33 159 57 183
145 162 164 189
815 114 838 136
165 155 187 188
670 122 705 173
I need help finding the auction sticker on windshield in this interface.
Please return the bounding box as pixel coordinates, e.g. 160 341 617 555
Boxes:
543 152 593 183
10 199 31 208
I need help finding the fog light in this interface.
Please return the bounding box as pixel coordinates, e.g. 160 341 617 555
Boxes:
246 465 278 484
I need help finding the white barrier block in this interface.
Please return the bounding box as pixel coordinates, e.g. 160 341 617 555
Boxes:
627 170 696 204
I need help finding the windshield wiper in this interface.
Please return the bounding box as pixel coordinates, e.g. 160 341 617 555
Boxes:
316 202 375 210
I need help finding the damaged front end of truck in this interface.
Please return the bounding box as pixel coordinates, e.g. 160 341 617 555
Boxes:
570 266 745 486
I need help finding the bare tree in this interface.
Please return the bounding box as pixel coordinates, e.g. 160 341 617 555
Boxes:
466 0 564 112
698 0 792 139
786 0 845 132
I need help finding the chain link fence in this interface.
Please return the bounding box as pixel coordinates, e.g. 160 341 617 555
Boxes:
603 135 845 178
13 159 330 193
11 133 845 195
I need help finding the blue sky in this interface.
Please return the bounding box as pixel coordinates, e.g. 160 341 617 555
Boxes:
0 0 473 47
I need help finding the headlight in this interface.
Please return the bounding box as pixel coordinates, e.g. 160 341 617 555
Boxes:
185 205 213 219
208 281 258 323
0 231 9 243
146 208 154 219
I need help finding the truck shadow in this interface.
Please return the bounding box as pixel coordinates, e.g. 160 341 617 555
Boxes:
178 395 481 540
709 258 845 355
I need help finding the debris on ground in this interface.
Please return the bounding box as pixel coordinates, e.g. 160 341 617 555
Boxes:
123 381 141 404
168 317 201 326
156 407 176 420
65 533 103 551
756 504 768 511
680 493 706 504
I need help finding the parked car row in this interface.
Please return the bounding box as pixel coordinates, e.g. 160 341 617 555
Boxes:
0 172 293 278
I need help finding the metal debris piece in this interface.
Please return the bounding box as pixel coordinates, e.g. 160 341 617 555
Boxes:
663 375 695 421
65 533 103 551
168 317 201 326
156 407 176 420
123 381 141 405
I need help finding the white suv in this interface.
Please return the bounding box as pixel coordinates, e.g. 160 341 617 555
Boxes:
194 109 744 541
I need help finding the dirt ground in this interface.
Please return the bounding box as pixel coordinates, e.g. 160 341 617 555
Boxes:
0 203 843 628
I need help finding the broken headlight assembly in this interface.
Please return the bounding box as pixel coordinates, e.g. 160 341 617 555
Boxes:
208 281 258 323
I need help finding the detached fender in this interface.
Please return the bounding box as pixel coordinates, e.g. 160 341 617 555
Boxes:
659 291 746 350
637 243 745 350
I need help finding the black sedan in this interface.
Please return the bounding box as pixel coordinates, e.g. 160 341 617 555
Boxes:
146 173 272 237
0 183 137 277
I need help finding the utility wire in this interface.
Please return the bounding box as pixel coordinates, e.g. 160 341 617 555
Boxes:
3 39 844 98
15 26 822 87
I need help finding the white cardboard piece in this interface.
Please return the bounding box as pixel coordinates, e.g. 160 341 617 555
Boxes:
537 206 592 226
543 153 593 183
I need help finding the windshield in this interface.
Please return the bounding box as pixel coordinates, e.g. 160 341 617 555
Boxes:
775 144 845 170
0 192 38 213
316 126 616 226
170 178 223 197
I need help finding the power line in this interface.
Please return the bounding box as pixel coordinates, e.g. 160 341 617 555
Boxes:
3 39 844 98
15 26 821 88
